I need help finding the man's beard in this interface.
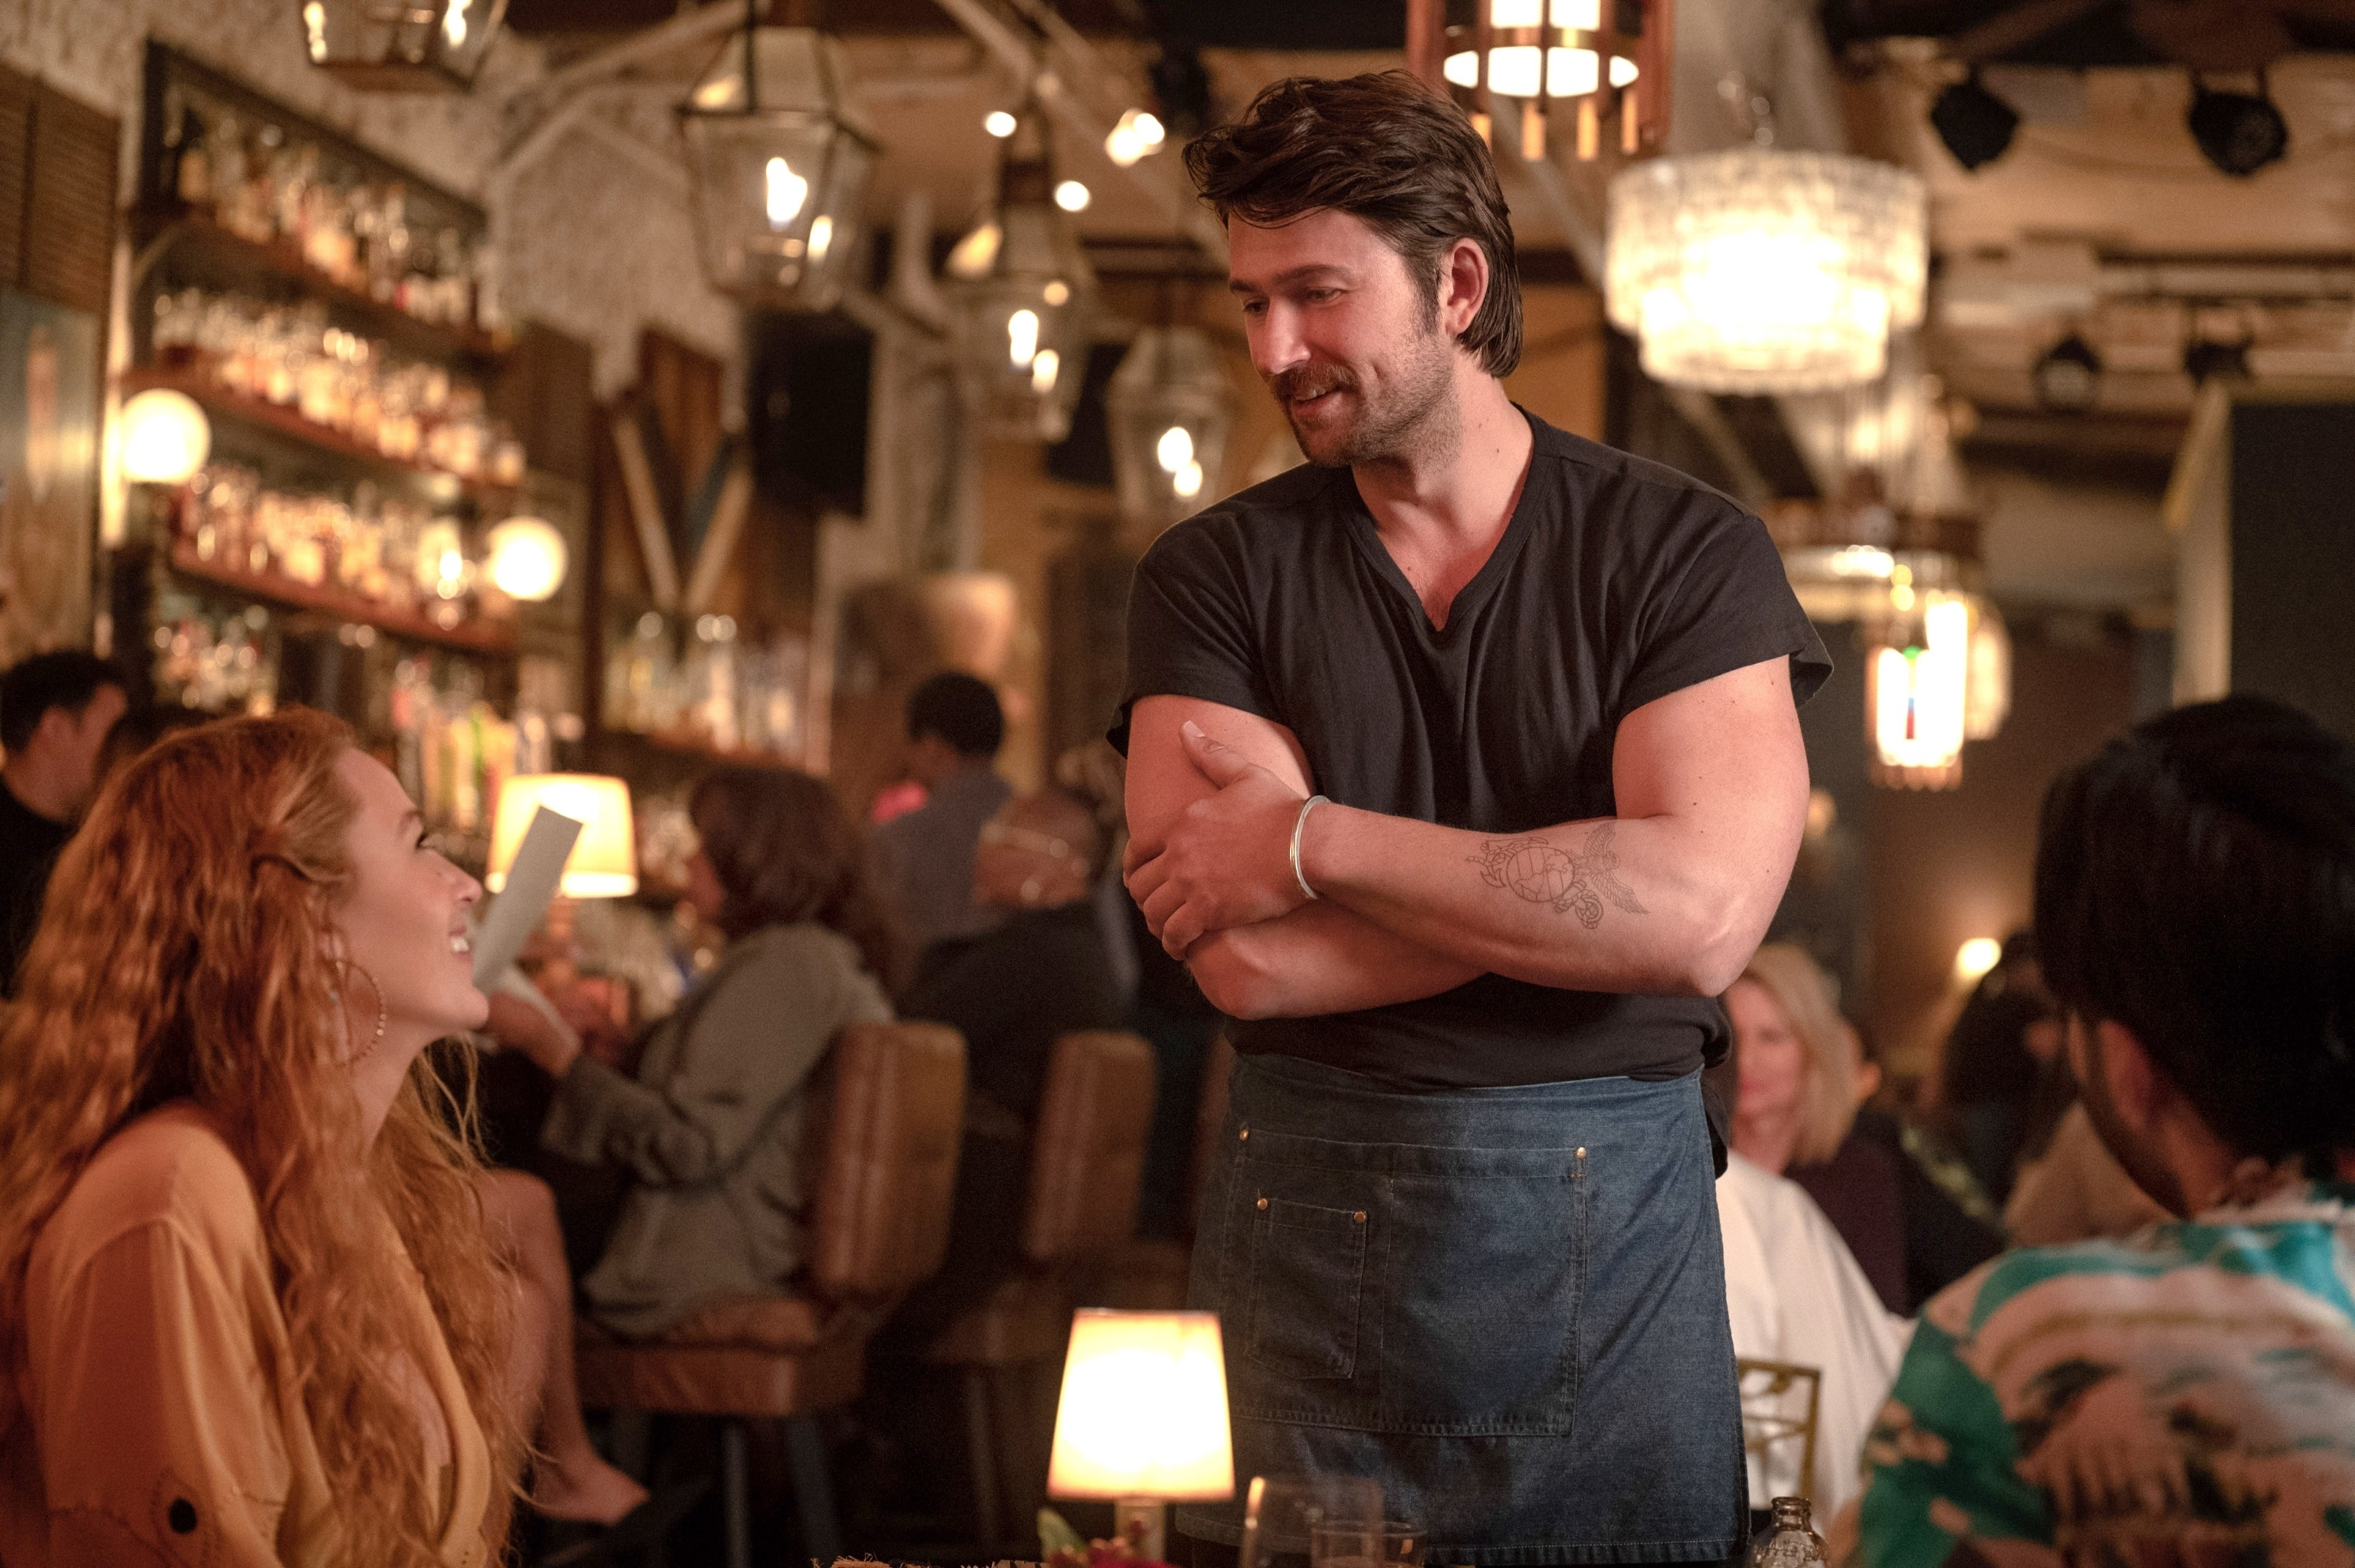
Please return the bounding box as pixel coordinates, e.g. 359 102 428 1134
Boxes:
1272 328 1457 469
2075 1019 2190 1217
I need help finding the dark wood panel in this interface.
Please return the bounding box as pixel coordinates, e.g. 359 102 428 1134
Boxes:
23 82 118 316
491 320 597 485
0 67 32 292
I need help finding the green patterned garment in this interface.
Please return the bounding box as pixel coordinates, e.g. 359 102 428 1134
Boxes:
1859 1183 2355 1567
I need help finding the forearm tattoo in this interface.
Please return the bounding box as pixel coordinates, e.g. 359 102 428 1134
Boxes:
1470 822 1648 930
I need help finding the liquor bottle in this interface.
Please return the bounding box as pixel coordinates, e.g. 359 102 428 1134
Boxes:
1751 1497 1826 1567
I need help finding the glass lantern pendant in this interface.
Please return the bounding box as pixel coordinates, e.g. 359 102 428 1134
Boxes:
1605 148 1927 393
1107 325 1232 530
1867 582 1970 789
680 0 878 313
1444 0 1645 160
948 107 1097 443
300 0 508 92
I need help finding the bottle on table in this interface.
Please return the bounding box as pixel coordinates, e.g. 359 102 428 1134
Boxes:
1751 1496 1827 1566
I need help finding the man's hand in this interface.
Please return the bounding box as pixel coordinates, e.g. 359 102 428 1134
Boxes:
1123 720 1309 957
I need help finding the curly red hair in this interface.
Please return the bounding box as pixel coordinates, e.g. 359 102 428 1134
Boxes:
0 709 520 1566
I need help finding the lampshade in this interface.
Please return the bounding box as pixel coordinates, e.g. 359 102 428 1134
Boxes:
679 12 877 312
948 107 1097 443
1605 148 1927 393
487 775 638 897
1107 326 1233 529
484 516 568 602
1048 1310 1234 1503
1441 0 1646 159
299 0 507 91
1866 586 1970 790
120 388 211 484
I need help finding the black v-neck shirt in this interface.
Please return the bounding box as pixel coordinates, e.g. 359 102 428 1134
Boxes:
1113 410 1831 1090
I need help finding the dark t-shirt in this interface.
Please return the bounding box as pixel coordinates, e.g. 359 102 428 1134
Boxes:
1113 410 1830 1090
0 781 70 996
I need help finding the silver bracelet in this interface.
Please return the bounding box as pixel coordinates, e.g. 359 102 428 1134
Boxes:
1291 794 1329 901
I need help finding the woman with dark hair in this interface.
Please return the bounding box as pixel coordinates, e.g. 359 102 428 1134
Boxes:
0 710 522 1567
493 766 895 1337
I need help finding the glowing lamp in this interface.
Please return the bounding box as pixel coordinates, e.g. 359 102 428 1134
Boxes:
1954 937 2003 986
948 105 1096 442
298 0 507 91
1606 148 1927 393
1867 588 1970 789
487 774 637 898
120 388 211 484
1048 1309 1234 1562
1107 326 1232 529
678 2 877 312
1443 0 1647 159
484 516 569 602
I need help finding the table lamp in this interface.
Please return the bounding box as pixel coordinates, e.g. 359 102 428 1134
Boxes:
1047 1309 1234 1562
485 774 637 990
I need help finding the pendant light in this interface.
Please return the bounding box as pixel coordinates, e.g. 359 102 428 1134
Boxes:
947 104 1097 443
299 0 507 91
1107 312 1232 531
1440 0 1652 160
680 0 878 312
1605 148 1927 393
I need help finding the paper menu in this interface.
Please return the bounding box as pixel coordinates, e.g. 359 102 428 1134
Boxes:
470 805 582 988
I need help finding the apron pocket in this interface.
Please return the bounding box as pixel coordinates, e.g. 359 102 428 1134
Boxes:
1245 1197 1369 1380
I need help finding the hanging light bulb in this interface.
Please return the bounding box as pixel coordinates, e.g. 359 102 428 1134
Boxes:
949 105 1097 442
1108 323 1234 528
1054 179 1092 213
679 1 878 312
1867 585 1971 789
298 0 507 90
1105 108 1167 166
1441 0 1650 159
484 516 569 602
985 109 1020 138
119 388 211 484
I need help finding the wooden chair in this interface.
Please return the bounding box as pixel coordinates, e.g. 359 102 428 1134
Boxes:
1102 1034 1236 1310
925 1029 1156 1555
1736 1356 1824 1506
575 1020 967 1568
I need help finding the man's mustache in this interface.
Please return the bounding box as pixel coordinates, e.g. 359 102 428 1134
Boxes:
1269 365 1356 403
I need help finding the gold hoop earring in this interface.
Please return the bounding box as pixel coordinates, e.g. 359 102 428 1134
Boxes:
341 961 389 1063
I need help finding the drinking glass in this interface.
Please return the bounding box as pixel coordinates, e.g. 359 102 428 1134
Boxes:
1309 1520 1426 1568
1240 1475 1382 1568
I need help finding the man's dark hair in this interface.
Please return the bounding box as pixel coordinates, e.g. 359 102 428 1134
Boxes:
0 651 124 754
1183 71 1523 378
906 672 1004 759
2034 695 2355 1172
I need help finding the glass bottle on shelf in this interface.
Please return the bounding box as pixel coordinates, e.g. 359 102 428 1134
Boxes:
1750 1497 1827 1567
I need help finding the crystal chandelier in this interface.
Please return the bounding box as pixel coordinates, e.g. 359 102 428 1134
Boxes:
1106 325 1232 530
679 1 878 312
300 0 507 91
947 107 1097 443
1441 0 1650 160
1605 148 1927 393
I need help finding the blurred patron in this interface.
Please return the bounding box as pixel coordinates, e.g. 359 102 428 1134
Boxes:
0 651 123 994
1933 932 2067 1204
491 767 896 1338
870 673 1011 961
1859 697 2355 1564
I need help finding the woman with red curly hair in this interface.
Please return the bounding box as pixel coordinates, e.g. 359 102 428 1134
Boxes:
0 709 524 1567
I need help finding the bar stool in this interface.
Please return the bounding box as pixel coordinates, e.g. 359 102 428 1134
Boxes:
575 1019 967 1568
925 1028 1156 1555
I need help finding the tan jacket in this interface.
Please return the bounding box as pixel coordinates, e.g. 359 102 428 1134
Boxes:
541 921 893 1338
0 1104 491 1568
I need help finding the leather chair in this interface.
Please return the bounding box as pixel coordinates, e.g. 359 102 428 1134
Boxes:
926 1028 1156 1554
1103 1034 1236 1311
575 1019 967 1568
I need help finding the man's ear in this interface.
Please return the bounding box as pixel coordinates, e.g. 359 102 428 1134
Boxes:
2093 1017 2166 1136
1440 237 1488 340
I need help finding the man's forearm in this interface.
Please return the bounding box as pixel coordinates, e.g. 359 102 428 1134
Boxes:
1186 899 1482 1019
1298 804 1779 997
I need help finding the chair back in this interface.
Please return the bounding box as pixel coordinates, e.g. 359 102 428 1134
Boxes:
804 1019 969 1301
1736 1356 1823 1504
1020 1029 1156 1265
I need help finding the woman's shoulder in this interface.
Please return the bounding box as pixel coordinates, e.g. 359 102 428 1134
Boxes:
728 923 892 1007
33 1103 262 1284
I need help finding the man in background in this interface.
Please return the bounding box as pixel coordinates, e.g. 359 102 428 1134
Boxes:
1858 695 2355 1566
871 672 1012 963
0 650 125 993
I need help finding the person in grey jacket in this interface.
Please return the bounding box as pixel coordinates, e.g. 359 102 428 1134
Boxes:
498 766 899 1339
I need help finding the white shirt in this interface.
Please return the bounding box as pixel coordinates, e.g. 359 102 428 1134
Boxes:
1717 1151 1912 1516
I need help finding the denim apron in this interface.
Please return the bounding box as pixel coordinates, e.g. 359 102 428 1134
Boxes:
1178 1054 1746 1566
